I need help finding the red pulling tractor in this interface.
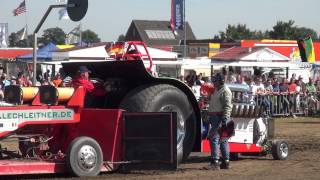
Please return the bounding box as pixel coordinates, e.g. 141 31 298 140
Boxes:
0 41 201 177
0 41 289 177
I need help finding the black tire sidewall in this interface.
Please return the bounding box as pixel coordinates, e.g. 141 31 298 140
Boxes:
272 140 289 160
67 137 103 177
120 84 197 162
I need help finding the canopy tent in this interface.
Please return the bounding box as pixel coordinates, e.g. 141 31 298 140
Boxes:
17 43 59 62
52 43 178 62
181 58 215 77
52 43 110 61
221 61 298 68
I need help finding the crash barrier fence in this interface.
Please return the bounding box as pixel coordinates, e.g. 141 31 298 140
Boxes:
231 91 320 117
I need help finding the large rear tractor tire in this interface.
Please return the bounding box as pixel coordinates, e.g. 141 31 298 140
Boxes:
120 84 197 163
66 137 103 177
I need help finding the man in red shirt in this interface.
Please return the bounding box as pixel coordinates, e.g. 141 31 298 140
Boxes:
288 79 297 93
288 79 297 118
72 66 94 93
72 66 106 107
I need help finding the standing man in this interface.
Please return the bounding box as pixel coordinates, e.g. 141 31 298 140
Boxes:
208 73 233 170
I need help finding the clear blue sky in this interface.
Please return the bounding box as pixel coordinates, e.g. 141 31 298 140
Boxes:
1 0 320 42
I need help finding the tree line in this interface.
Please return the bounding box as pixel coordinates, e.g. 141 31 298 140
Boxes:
213 20 319 42
9 27 101 47
9 20 319 47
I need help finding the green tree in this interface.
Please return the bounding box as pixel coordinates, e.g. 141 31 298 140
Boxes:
9 32 32 47
39 27 66 45
268 20 318 40
251 30 268 39
268 20 296 39
81 30 101 44
9 32 19 47
294 27 318 40
218 24 255 41
117 34 125 41
214 20 318 41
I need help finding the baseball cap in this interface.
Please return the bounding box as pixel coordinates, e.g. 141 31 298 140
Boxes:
79 66 91 73
211 73 224 82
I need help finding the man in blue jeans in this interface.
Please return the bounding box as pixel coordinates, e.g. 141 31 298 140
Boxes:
208 73 233 170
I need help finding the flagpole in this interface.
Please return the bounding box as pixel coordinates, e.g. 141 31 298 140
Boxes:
32 4 66 86
24 0 30 47
183 0 187 58
79 22 82 46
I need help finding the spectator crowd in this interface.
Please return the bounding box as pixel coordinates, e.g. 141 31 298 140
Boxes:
0 68 71 101
183 69 320 117
1 66 320 117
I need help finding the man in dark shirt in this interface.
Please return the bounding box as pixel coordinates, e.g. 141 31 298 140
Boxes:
272 79 280 92
279 79 289 92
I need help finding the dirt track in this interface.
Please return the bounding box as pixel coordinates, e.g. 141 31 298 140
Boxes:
89 117 320 180
4 117 320 180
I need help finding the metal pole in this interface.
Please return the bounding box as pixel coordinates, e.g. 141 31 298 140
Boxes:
32 33 37 85
79 22 82 46
34 5 66 34
32 4 66 86
24 0 30 47
183 0 187 58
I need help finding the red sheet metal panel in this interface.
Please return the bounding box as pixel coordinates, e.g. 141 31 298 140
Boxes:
77 109 123 171
201 140 263 153
0 160 64 175
0 159 109 175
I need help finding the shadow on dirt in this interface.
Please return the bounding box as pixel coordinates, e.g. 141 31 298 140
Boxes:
184 154 275 165
184 155 210 164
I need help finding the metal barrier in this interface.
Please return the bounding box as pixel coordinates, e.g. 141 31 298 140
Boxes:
199 89 320 140
231 91 320 117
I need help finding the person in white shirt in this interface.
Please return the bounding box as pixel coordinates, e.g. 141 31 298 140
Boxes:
256 78 272 114
248 78 257 104
236 75 248 86
265 79 273 92
255 78 265 92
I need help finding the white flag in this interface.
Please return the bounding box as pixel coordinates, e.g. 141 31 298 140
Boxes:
0 23 8 48
58 8 69 20
66 25 81 44
17 26 27 40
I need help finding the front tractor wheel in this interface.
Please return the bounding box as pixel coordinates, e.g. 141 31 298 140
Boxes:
120 84 197 163
271 140 289 160
66 137 103 177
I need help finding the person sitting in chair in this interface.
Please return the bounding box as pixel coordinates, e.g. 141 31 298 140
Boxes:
72 66 94 93
72 66 106 107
